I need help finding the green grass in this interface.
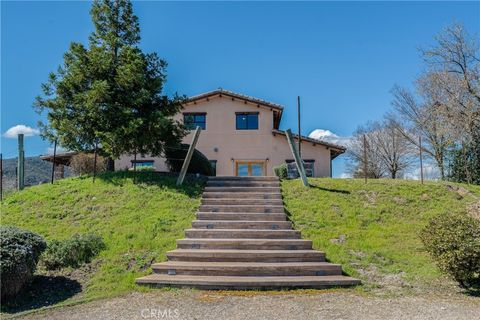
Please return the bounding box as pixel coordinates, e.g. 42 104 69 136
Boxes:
1 172 205 304
2 173 479 312
281 178 480 292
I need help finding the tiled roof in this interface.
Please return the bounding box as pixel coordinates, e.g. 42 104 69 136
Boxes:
186 88 284 111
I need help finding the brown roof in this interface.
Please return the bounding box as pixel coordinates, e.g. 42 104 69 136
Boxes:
272 129 346 159
185 88 284 129
40 151 78 166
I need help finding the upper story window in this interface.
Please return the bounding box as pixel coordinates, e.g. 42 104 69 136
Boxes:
183 113 206 130
236 112 259 130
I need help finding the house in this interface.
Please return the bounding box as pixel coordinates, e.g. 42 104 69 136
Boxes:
115 89 345 177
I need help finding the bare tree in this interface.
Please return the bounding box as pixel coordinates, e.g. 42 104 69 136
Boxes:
390 85 452 179
347 125 386 179
348 120 413 179
369 120 414 179
422 23 480 183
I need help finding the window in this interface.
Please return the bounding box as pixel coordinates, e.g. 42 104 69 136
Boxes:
236 112 258 130
285 159 315 177
131 160 154 168
184 113 206 130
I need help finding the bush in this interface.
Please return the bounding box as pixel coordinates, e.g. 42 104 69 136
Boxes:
420 213 480 289
165 143 214 176
0 226 46 301
70 152 106 175
273 163 287 179
42 234 106 270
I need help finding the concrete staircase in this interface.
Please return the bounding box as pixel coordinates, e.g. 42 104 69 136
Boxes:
136 176 360 289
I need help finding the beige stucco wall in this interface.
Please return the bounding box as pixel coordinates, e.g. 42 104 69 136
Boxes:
115 95 333 177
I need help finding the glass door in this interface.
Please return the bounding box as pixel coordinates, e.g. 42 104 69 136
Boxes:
235 161 265 176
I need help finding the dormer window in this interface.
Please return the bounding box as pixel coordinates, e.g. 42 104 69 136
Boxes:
236 112 259 130
184 113 206 130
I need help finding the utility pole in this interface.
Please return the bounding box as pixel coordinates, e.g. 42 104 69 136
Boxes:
419 136 424 184
363 134 368 184
297 96 302 158
51 140 57 184
93 142 98 183
18 134 25 190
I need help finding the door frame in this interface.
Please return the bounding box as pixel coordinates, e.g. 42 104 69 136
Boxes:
234 160 267 176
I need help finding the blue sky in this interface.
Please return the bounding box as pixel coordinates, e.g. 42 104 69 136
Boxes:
1 1 479 176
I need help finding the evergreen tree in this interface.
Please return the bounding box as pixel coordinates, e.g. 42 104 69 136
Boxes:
35 0 185 161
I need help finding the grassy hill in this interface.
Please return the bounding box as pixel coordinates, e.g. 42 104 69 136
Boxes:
1 173 479 311
282 178 480 293
1 172 204 311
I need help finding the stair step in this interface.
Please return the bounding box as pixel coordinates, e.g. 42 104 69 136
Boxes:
191 220 292 230
202 192 282 200
136 274 360 289
206 181 280 187
167 249 325 262
204 187 281 193
151 261 342 276
199 205 284 213
197 212 287 221
201 198 284 206
176 239 312 250
208 176 279 181
185 229 300 239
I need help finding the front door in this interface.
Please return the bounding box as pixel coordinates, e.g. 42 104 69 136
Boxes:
235 161 266 177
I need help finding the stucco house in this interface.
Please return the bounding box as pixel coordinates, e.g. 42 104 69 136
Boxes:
115 89 345 177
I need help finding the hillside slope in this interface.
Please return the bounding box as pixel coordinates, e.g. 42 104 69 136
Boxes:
1 172 204 305
281 178 480 293
1 174 479 310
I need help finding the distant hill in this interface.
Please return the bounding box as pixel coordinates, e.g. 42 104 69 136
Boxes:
1 156 71 190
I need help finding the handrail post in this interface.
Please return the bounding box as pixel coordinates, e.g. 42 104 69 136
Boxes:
285 129 309 187
176 126 202 186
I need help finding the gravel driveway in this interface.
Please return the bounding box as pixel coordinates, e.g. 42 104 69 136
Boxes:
13 290 480 320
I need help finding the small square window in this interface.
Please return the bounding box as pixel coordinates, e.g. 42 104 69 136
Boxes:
236 113 258 130
184 113 206 130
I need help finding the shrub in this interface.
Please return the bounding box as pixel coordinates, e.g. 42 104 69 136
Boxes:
165 143 214 176
0 226 46 301
273 163 288 179
42 234 106 270
70 152 106 175
420 213 480 289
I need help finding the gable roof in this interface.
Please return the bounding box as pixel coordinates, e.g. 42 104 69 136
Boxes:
185 88 284 129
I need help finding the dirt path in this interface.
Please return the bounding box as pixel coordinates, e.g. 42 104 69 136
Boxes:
12 290 480 320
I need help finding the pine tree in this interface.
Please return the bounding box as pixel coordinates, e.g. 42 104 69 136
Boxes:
35 0 185 161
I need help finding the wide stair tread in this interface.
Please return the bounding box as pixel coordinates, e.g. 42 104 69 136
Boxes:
152 261 341 276
167 249 325 262
197 212 287 221
185 229 300 239
136 274 360 289
177 238 312 249
191 220 292 229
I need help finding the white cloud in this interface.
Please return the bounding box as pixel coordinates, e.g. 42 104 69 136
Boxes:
339 172 352 179
308 129 351 147
3 125 40 138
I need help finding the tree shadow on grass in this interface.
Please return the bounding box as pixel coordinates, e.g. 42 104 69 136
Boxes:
1 275 82 314
309 185 350 194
